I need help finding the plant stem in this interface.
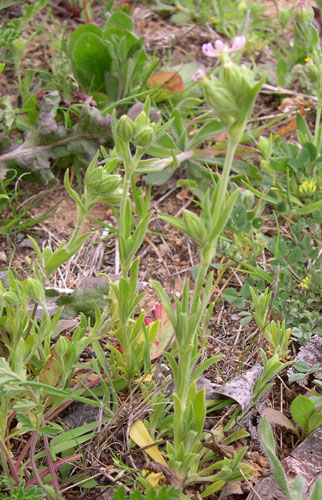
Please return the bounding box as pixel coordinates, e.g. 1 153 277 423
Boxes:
119 170 132 243
30 430 45 490
0 436 19 486
67 206 86 249
42 428 60 493
212 137 238 230
25 454 82 488
314 98 322 149
190 137 238 317
190 250 212 317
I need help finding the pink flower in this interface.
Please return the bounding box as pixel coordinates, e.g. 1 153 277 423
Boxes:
192 68 206 82
144 303 165 325
202 35 246 58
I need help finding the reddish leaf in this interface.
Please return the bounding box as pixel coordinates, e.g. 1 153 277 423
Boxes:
261 408 298 434
147 304 174 359
146 72 184 94
39 347 61 386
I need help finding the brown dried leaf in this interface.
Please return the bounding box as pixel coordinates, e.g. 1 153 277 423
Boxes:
146 71 184 94
211 365 263 411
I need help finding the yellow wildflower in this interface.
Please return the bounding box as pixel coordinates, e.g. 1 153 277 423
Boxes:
300 276 311 290
299 178 317 196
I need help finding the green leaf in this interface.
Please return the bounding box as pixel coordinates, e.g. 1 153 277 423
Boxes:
308 411 322 434
310 475 322 500
159 213 186 235
260 417 291 498
294 200 322 216
200 480 226 497
290 395 316 432
105 11 134 31
110 485 127 500
296 113 313 144
224 430 249 445
70 31 111 91
261 408 299 435
189 119 224 148
222 287 239 303
193 388 206 434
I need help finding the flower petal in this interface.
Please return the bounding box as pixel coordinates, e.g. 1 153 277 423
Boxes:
231 35 246 51
214 39 225 51
192 68 206 82
202 42 219 57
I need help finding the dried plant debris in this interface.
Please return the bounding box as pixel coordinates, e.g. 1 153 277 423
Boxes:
288 335 322 386
211 365 263 411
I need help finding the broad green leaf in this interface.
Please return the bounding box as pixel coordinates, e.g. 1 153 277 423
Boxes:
291 395 316 431
71 32 111 91
308 411 322 434
105 11 134 31
67 25 102 58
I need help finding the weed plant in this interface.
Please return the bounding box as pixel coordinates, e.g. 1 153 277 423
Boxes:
0 1 321 499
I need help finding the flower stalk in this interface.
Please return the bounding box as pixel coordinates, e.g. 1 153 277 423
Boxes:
151 35 264 481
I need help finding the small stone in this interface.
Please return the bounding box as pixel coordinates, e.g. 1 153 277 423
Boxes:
0 251 7 263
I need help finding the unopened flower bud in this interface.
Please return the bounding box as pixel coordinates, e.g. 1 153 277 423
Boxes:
85 166 122 206
56 336 70 359
295 2 314 24
134 111 149 130
135 126 153 147
241 190 255 210
199 78 236 124
2 291 19 306
24 278 46 304
116 115 135 143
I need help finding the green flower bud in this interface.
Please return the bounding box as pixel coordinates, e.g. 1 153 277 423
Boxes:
116 115 135 143
134 111 149 131
295 2 314 24
183 210 206 246
241 190 255 210
2 291 19 306
200 77 236 125
24 278 46 304
56 336 71 359
134 126 153 148
279 8 292 27
85 166 122 207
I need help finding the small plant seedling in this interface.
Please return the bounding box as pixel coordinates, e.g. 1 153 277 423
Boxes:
262 394 322 441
